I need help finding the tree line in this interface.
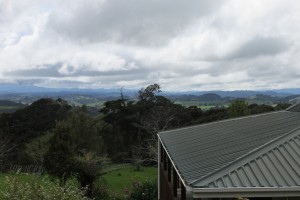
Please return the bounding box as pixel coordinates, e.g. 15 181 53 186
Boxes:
0 84 290 198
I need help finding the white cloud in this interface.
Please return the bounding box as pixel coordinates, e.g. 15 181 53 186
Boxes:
1 0 300 91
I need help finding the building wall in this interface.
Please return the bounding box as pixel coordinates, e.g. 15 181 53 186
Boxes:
159 162 174 200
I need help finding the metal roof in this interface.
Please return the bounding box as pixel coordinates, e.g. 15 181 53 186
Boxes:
196 128 300 188
159 109 300 188
288 103 300 112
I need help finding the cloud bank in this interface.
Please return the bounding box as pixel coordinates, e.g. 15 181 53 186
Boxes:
1 0 300 91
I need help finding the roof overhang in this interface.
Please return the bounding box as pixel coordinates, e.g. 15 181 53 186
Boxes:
192 187 300 198
158 133 189 188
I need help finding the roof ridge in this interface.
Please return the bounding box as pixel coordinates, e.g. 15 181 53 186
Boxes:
190 125 300 187
159 110 287 135
286 102 300 112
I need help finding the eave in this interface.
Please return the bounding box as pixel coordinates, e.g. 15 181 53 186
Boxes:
192 186 300 198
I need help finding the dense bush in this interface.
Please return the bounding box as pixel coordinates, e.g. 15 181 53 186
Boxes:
1 175 91 200
90 177 157 200
44 107 105 191
92 178 128 200
128 179 157 200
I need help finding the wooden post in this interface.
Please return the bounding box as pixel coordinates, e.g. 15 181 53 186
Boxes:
173 167 178 197
181 181 186 200
167 158 171 182
158 140 161 200
163 149 167 171
160 144 164 164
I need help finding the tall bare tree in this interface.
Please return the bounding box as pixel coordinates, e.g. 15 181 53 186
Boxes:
0 136 15 164
136 105 178 164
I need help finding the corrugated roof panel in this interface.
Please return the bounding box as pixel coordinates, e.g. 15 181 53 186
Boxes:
237 167 251 187
202 130 300 188
245 163 261 187
255 157 274 187
159 110 300 185
215 178 225 187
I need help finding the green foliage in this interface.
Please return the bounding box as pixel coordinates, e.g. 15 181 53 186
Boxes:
193 107 228 124
0 98 71 164
228 100 250 118
138 84 161 102
44 121 77 186
25 132 53 165
44 107 105 195
91 178 128 200
0 132 15 164
6 98 71 141
75 151 106 196
248 104 275 114
128 179 157 200
100 84 205 161
1 175 91 200
91 178 110 200
275 103 291 110
111 152 130 163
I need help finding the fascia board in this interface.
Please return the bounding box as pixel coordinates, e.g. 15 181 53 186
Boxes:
192 187 300 198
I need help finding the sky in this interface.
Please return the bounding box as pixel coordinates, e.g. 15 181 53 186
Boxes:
1 0 300 91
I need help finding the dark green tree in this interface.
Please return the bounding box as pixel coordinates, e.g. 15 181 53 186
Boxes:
0 130 15 165
25 132 53 166
44 107 105 195
100 84 205 164
0 98 71 164
228 100 250 118
248 104 275 114
44 122 76 186
138 84 161 102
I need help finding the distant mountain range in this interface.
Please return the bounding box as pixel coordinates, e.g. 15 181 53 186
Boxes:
0 84 135 97
1 84 300 98
1 84 300 108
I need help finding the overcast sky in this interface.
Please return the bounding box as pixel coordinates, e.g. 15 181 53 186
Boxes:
1 0 300 91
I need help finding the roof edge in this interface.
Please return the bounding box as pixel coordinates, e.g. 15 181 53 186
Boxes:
286 102 300 112
193 186 300 198
159 110 286 135
157 133 189 188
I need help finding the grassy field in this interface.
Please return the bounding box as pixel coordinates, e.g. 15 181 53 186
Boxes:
0 106 16 110
102 166 157 193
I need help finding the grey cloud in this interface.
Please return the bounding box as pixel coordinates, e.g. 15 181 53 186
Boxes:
48 0 223 46
247 64 300 81
2 0 300 91
5 64 62 77
4 61 153 89
190 60 247 78
10 77 134 89
5 61 148 78
229 37 289 59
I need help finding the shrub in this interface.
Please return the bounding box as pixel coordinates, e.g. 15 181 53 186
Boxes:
92 178 110 200
1 175 91 200
111 152 129 163
128 179 157 200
